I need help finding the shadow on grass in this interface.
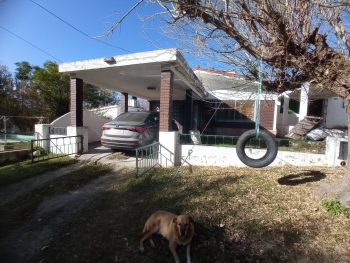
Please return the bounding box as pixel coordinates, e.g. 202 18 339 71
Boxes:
277 170 326 186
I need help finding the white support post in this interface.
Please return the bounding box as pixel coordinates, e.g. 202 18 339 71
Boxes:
273 98 278 132
159 131 180 167
281 94 290 136
34 124 50 153
67 126 88 153
299 82 309 119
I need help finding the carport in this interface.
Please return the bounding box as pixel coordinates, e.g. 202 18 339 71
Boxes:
58 48 207 162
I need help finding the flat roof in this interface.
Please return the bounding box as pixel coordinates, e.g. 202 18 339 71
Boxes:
59 49 206 100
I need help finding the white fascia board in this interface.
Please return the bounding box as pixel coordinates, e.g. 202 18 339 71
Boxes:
59 48 178 73
172 51 207 98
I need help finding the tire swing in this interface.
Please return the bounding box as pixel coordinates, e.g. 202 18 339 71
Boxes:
236 55 278 168
236 130 278 168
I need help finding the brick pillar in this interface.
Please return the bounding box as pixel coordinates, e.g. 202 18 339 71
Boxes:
184 90 193 133
146 101 150 111
260 100 276 135
160 70 174 132
70 78 83 126
120 92 128 115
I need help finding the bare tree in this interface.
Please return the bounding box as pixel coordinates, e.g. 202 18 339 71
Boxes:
105 0 350 206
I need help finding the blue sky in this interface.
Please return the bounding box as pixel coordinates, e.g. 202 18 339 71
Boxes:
0 0 191 74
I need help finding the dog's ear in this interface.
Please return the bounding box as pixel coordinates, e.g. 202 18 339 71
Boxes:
172 217 178 223
189 217 194 224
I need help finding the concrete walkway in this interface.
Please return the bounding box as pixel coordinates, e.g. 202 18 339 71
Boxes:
75 142 137 167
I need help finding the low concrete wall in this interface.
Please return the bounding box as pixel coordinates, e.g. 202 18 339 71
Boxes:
50 110 110 143
180 145 328 167
0 149 31 165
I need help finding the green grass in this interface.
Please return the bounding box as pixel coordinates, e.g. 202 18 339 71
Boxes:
321 199 350 216
0 157 78 188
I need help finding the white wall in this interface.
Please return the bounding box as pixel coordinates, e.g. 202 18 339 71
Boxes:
90 105 119 119
88 100 145 120
325 97 347 128
180 145 329 167
50 110 110 143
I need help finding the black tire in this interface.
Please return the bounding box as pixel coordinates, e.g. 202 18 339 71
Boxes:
236 130 278 168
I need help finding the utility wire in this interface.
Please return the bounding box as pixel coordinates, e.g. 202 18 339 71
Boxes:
29 0 132 53
0 25 63 62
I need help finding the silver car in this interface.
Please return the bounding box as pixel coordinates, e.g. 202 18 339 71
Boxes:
101 111 160 150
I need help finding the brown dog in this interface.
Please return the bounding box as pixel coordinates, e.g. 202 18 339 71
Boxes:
139 211 195 263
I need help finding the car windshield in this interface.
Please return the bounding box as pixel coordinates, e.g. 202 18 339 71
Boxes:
113 113 149 122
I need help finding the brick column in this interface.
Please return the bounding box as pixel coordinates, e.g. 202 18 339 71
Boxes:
260 100 276 135
160 70 174 132
70 78 83 126
120 92 128 115
183 90 193 133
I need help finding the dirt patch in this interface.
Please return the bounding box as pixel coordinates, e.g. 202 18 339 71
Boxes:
0 163 84 206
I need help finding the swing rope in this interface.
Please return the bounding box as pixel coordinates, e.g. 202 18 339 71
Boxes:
255 54 263 138
172 101 223 179
173 54 264 178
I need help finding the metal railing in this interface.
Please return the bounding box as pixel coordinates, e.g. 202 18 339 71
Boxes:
30 135 83 162
136 142 160 177
135 142 193 177
179 134 326 154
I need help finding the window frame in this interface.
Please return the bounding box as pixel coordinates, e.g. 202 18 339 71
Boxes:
214 100 255 123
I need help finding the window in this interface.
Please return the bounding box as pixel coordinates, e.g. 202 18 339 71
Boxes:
215 100 254 122
280 98 300 114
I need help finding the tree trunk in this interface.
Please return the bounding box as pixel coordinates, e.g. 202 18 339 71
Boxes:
315 96 350 207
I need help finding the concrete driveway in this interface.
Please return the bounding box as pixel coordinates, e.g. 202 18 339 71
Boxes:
76 142 137 167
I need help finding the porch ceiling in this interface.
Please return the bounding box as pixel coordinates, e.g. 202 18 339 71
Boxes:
59 49 206 101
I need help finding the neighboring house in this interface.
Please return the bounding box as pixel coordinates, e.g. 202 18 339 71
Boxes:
276 83 347 137
149 67 347 137
192 67 278 136
147 67 279 136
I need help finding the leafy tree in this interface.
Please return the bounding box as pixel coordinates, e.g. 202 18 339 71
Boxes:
14 61 38 116
107 0 350 206
15 61 35 82
0 64 19 116
28 61 119 120
83 83 119 109
30 61 71 120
